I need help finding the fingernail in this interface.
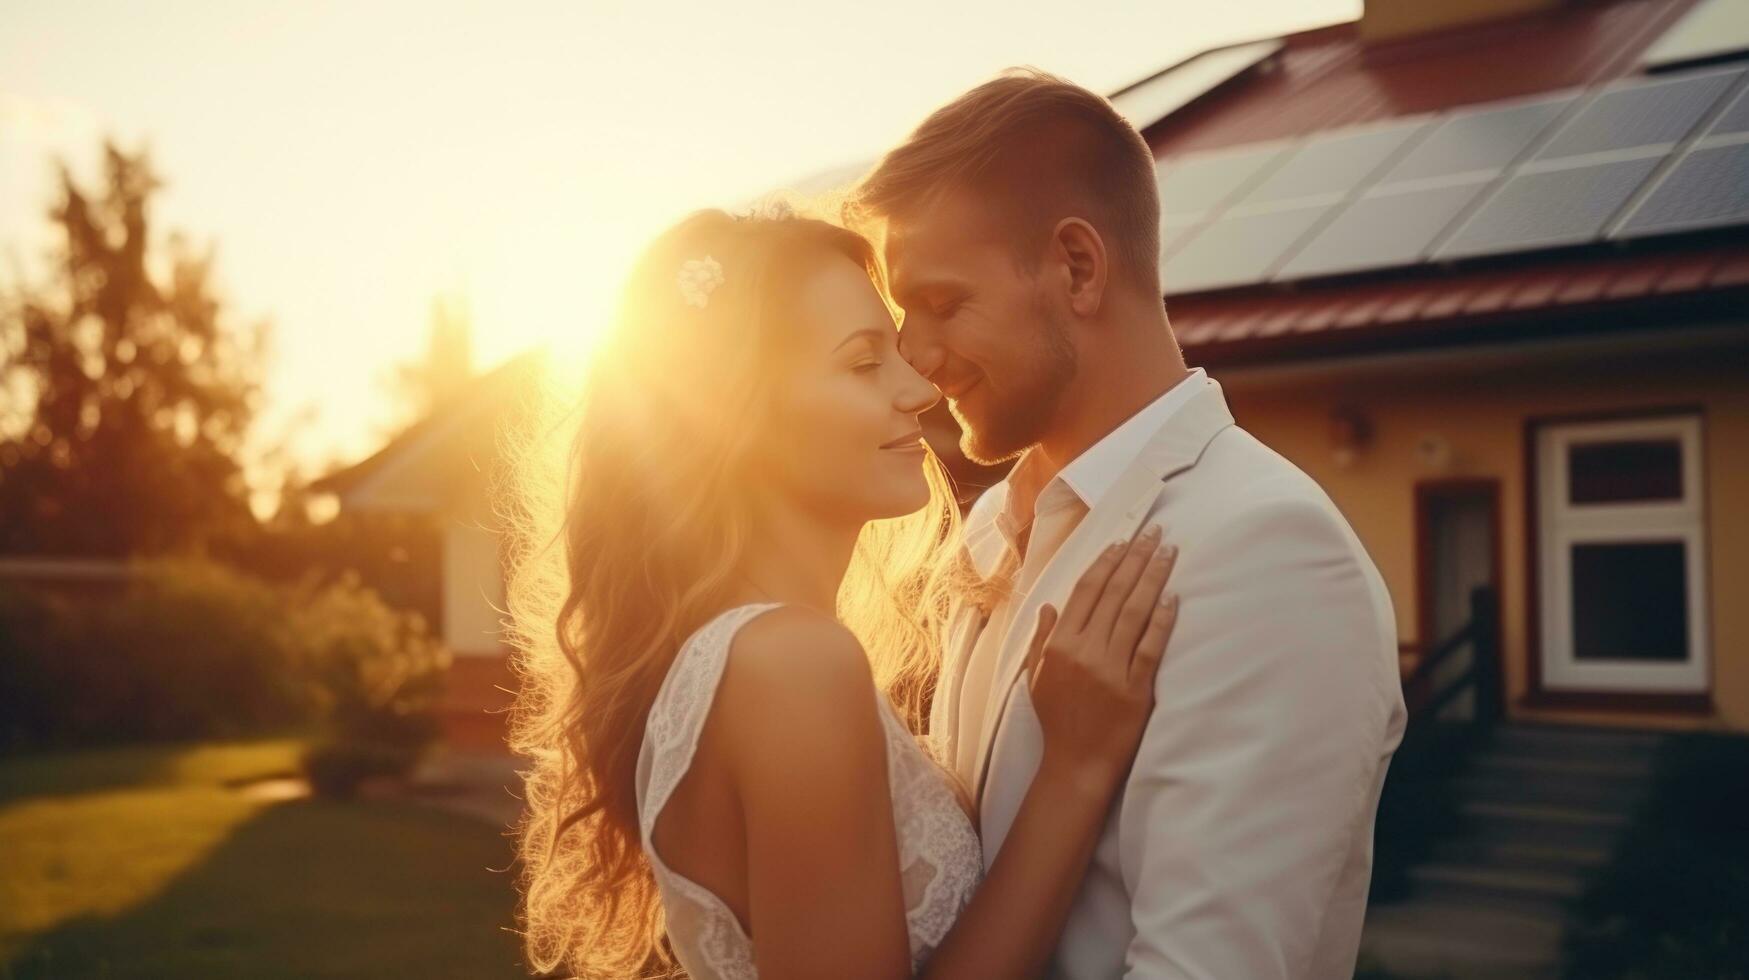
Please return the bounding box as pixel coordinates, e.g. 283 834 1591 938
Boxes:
1167 544 1179 560
1143 524 1162 539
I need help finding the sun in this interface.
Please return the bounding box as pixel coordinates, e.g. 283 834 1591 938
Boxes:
458 221 638 390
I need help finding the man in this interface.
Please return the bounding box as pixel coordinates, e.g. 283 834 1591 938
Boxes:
851 68 1407 979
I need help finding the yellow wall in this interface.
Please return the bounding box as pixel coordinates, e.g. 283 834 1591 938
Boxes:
441 473 510 657
1212 325 1749 731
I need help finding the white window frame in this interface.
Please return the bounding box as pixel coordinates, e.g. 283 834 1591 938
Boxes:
1536 415 1709 693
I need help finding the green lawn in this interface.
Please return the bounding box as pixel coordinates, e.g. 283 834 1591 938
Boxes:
0 739 530 979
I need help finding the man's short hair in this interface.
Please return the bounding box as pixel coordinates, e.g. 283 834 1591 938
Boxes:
850 67 1162 295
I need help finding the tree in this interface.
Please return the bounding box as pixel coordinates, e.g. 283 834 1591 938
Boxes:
0 140 266 557
380 292 474 440
226 295 476 629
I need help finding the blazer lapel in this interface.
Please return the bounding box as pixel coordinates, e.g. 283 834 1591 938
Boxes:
968 378 1237 802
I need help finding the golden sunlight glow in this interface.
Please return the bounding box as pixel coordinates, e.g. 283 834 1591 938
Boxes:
0 1 1356 486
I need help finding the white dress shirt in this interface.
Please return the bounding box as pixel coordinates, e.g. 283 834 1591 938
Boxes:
963 367 1210 581
952 368 1209 784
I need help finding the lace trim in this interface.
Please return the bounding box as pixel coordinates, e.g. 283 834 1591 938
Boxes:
638 602 983 977
640 603 778 979
873 694 984 965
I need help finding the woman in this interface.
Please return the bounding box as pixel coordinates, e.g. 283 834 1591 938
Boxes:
502 206 1179 979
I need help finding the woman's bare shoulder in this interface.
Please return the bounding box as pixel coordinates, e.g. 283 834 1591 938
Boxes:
713 605 884 773
724 605 873 694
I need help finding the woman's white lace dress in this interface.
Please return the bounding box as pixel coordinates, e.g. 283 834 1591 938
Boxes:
634 603 983 978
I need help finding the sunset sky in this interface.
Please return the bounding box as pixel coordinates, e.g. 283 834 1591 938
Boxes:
1 0 1353 506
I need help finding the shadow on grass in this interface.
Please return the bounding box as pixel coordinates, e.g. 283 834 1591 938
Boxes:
4 797 530 980
0 736 311 807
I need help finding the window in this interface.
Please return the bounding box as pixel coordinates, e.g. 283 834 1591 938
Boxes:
1567 439 1683 503
1536 415 1709 693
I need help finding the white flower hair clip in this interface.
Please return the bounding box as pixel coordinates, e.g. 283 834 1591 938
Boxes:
677 255 725 309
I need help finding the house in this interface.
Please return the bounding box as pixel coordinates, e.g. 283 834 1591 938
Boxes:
1125 0 1747 972
322 0 1747 765
1129 0 1747 733
310 349 546 751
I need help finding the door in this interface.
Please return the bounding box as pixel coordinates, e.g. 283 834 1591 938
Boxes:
1417 480 1502 721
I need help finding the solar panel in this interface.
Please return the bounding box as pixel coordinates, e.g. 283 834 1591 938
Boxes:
1153 61 1749 296
1155 142 1293 218
1160 202 1332 294
1276 176 1493 281
1534 68 1744 160
1704 83 1749 138
1110 40 1284 132
1380 93 1577 183
1158 211 1202 261
1613 140 1749 238
1435 153 1666 260
1236 118 1432 207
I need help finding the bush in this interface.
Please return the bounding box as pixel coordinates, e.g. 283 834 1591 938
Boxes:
0 582 71 749
300 739 424 799
0 557 449 758
290 569 450 796
110 557 310 739
1562 731 1749 980
0 558 306 751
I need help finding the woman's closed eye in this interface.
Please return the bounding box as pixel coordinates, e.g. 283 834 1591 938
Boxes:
846 333 895 374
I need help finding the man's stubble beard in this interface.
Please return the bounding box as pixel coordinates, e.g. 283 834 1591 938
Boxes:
956 307 1077 467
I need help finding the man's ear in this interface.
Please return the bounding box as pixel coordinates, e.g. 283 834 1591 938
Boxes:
1050 217 1108 318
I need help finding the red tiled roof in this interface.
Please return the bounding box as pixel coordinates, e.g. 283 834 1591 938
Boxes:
1145 0 1706 158
1170 238 1749 366
1140 0 1742 364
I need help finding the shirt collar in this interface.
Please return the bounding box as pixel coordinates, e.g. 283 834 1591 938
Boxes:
964 481 1013 580
963 367 1209 579
1054 367 1207 508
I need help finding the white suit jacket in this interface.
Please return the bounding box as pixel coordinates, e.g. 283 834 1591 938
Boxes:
931 375 1406 979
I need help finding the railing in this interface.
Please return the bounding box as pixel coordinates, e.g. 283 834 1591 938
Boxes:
1403 585 1502 729
1370 584 1502 901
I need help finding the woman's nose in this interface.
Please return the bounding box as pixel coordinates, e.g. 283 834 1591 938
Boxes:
894 358 942 415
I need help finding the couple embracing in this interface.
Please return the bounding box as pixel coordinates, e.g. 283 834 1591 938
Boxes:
508 67 1406 980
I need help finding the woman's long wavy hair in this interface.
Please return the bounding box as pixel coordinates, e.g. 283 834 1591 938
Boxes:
499 206 976 978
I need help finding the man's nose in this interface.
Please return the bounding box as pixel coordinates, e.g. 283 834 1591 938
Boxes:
896 319 946 381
